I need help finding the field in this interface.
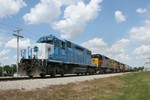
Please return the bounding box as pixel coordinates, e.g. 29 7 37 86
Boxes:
0 72 150 100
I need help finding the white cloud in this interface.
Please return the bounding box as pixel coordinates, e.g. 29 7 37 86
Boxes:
136 8 147 14
5 38 31 49
129 20 150 66
53 0 101 39
23 0 83 24
13 55 17 59
133 45 150 66
3 56 9 60
107 39 130 64
115 53 130 63
23 0 101 39
80 37 107 54
129 20 150 42
133 45 150 55
81 38 130 64
23 0 61 24
0 49 10 56
0 42 2 47
0 56 11 65
115 10 126 23
0 0 26 18
81 38 130 55
0 29 8 41
144 20 150 24
108 39 130 54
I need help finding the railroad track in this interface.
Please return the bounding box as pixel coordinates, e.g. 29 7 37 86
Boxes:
0 73 129 91
0 72 129 82
0 74 85 82
0 77 36 82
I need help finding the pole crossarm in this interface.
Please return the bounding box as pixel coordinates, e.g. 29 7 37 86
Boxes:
13 34 24 38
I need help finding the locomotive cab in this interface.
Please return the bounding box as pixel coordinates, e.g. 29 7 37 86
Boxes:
19 35 56 77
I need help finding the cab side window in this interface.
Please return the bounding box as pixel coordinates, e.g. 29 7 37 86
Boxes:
61 42 65 49
55 40 59 47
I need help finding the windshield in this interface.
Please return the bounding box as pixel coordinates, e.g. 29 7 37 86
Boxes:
41 38 54 44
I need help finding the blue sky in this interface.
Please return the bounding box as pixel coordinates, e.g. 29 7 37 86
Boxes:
0 0 150 67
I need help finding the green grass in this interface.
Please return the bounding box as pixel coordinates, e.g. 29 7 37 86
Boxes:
0 72 150 100
101 72 150 100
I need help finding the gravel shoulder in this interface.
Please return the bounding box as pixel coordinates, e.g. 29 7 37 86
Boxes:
0 73 128 91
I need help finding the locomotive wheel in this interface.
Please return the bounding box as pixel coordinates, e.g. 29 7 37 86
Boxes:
27 71 34 78
60 68 65 77
50 73 56 77
85 72 87 75
60 71 64 77
50 70 56 77
81 73 84 76
50 67 56 77
40 73 45 78
29 75 33 78
26 65 36 78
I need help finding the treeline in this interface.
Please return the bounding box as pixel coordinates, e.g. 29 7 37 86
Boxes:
0 65 146 77
0 64 17 77
133 67 144 71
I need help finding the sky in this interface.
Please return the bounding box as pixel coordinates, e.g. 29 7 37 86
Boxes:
0 0 150 67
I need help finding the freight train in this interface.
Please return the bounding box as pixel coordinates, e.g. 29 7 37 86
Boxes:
92 54 133 73
18 34 132 77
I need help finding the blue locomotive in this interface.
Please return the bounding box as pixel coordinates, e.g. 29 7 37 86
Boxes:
19 34 96 77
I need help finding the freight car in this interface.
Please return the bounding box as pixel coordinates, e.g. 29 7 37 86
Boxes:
19 35 96 77
91 54 130 73
92 54 111 73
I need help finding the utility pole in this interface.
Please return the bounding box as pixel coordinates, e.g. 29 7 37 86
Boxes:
11 64 14 77
0 63 4 77
13 28 23 76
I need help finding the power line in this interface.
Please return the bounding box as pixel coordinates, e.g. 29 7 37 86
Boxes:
0 26 14 32
0 22 40 40
0 22 17 28
23 29 39 40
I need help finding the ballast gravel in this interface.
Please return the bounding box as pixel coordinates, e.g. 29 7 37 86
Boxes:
0 73 126 91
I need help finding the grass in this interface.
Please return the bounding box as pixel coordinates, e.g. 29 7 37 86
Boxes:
101 72 150 100
0 72 150 100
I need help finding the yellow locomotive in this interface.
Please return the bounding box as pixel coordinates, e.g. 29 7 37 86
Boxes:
91 54 129 73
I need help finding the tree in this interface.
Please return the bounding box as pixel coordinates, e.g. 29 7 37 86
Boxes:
0 64 17 77
3 65 11 76
138 66 144 71
133 66 144 72
134 67 138 71
0 67 2 76
11 64 17 75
